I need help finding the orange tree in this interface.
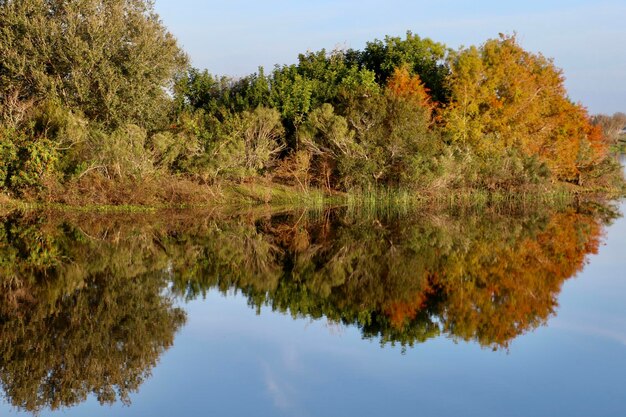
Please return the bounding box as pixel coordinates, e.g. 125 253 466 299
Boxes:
442 35 607 182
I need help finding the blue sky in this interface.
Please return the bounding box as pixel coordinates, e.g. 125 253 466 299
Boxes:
154 0 625 114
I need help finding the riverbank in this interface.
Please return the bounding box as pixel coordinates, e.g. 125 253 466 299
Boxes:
1 174 624 215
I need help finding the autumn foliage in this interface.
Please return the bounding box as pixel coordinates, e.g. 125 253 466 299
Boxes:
355 209 604 346
436 210 602 346
386 65 434 116
443 35 608 182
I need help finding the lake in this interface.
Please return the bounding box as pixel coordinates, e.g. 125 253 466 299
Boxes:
0 196 625 416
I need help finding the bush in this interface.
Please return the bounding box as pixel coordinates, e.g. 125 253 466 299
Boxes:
272 150 312 191
299 103 362 189
194 107 286 181
0 135 17 188
85 124 154 180
149 131 202 173
338 73 437 189
426 147 550 191
0 128 59 195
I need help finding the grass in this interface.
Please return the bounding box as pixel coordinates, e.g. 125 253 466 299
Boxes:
341 183 580 212
1 173 624 215
226 182 331 207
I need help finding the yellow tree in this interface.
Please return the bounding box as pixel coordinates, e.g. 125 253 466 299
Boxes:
443 35 607 181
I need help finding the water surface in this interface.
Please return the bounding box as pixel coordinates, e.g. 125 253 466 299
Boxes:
0 200 624 416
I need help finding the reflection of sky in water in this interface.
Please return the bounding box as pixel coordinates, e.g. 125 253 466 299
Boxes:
3 203 624 416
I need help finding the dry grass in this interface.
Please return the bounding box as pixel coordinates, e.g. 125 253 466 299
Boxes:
0 192 12 205
39 173 224 207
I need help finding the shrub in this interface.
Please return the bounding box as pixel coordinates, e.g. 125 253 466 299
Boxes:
299 103 362 189
426 147 550 191
0 130 59 195
272 150 312 191
149 131 202 173
0 132 18 189
85 124 154 180
195 107 286 181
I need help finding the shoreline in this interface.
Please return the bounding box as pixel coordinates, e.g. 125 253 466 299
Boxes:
1 179 623 215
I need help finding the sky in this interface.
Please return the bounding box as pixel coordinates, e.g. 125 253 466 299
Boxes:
153 0 626 115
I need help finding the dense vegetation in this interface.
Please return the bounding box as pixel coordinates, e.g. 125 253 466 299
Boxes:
592 112 626 153
0 0 623 206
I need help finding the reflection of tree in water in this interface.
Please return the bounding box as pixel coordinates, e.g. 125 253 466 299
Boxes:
0 205 613 412
165 206 609 348
0 214 186 413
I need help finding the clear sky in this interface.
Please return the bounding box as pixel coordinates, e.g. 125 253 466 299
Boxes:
153 0 625 115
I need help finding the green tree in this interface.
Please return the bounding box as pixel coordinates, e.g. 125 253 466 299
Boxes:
332 67 437 189
0 0 187 130
351 31 450 102
192 106 286 181
267 50 378 148
173 68 272 116
298 103 360 189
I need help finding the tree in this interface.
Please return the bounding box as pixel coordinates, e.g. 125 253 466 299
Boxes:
442 35 607 181
592 112 626 146
0 0 187 130
195 106 286 181
351 31 450 103
298 103 360 190
173 67 272 117
386 65 434 114
333 66 437 188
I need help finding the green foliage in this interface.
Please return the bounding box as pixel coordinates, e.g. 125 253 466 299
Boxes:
0 0 187 130
269 65 315 132
424 147 551 191
149 130 202 173
338 85 437 188
173 68 267 116
10 137 59 191
28 101 91 179
0 127 59 195
299 104 360 189
86 124 154 180
193 107 286 181
0 136 17 187
350 31 450 102
290 49 380 108
0 17 622 203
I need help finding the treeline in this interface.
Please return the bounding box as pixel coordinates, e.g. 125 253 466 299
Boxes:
592 112 626 152
0 0 623 204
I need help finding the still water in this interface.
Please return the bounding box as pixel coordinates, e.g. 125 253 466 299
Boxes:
0 198 625 416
